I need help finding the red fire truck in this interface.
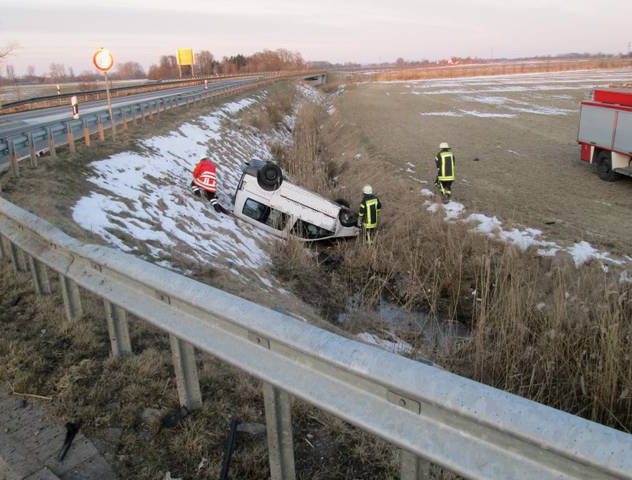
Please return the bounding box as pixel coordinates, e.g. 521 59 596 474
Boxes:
578 88 632 181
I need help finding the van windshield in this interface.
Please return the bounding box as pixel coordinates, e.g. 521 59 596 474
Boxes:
242 198 288 230
291 219 334 240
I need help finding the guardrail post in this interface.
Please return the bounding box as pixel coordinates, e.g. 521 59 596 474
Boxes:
97 114 105 141
47 127 56 158
111 110 118 142
59 274 83 321
6 242 28 273
263 383 296 480
132 107 137 126
148 103 153 121
28 133 38 168
104 300 132 357
400 451 431 480
83 119 91 146
28 255 51 295
4 239 20 273
8 139 19 178
169 334 202 410
140 104 146 125
121 110 128 131
66 122 75 153
16 246 29 272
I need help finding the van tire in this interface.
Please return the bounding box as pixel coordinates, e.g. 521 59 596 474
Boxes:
338 207 357 227
257 163 283 191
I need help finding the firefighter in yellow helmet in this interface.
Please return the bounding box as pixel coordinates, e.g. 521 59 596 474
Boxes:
358 184 381 245
435 142 455 203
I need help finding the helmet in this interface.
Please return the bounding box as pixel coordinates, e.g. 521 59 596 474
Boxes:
439 142 450 149
362 184 373 195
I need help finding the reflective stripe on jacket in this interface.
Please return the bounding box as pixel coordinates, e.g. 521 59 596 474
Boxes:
192 160 217 192
359 195 381 229
437 151 455 181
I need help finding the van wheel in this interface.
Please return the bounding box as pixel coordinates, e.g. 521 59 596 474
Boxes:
338 207 357 227
257 162 283 191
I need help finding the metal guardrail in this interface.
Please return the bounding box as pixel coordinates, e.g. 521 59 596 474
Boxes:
0 70 322 113
0 77 274 177
0 196 630 479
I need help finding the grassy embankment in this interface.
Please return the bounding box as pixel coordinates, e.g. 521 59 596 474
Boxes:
270 81 632 434
0 82 403 479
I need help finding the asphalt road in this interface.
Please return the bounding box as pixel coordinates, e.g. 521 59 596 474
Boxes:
0 77 262 139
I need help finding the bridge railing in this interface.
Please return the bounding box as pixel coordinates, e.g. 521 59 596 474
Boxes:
0 195 630 480
0 77 275 179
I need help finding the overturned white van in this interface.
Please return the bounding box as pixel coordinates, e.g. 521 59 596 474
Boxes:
232 160 360 241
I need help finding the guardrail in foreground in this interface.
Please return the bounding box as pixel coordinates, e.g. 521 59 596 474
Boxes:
0 197 630 479
0 76 276 184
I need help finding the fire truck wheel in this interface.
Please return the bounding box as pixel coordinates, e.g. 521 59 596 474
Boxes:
596 151 617 182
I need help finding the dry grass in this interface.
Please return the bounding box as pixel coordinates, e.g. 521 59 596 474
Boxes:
244 81 296 131
365 59 632 82
0 82 413 478
270 83 632 433
0 256 407 478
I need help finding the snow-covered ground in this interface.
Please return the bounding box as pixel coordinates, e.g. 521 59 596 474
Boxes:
421 193 632 277
73 92 290 289
393 68 632 118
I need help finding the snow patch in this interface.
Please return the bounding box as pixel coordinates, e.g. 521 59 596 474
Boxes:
356 332 414 355
420 111 463 117
72 94 285 287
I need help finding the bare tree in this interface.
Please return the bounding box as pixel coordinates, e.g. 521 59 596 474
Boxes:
0 43 18 106
26 65 36 78
5 64 21 100
5 65 15 81
147 55 178 80
195 50 215 76
49 63 67 81
116 61 146 80
0 42 18 60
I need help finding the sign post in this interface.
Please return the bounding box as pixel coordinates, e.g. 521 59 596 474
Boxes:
92 48 116 140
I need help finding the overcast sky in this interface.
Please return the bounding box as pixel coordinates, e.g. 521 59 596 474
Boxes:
2 0 631 75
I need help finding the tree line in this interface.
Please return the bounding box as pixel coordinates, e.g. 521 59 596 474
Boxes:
147 48 305 80
0 47 305 86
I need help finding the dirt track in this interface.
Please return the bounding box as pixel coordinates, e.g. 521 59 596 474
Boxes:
336 69 632 256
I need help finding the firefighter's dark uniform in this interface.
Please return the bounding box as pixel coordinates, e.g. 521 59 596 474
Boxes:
358 193 381 245
435 148 455 200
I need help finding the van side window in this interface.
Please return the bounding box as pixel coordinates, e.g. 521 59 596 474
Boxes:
242 198 288 230
291 219 334 239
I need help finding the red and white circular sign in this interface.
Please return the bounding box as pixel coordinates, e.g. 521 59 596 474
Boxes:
93 48 114 72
